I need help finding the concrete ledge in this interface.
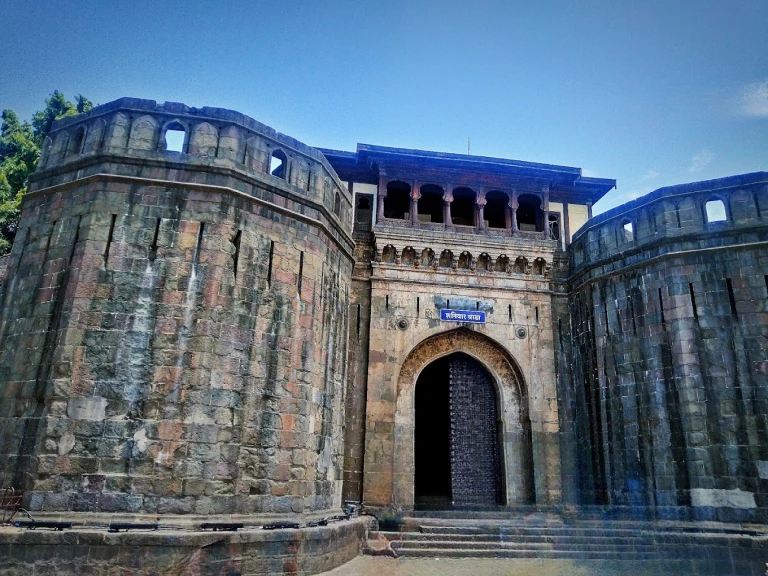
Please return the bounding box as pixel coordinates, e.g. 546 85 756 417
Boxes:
0 516 373 576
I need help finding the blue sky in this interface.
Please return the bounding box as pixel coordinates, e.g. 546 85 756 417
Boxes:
1 0 766 213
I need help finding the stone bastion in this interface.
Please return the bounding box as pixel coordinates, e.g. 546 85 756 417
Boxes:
0 98 356 520
560 172 768 522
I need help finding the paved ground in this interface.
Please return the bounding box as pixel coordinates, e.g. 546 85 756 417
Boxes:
316 556 741 576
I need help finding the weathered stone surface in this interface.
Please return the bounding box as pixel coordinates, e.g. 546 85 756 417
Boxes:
0 517 371 576
564 172 768 522
0 98 354 516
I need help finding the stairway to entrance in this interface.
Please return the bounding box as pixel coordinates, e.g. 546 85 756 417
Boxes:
365 513 768 574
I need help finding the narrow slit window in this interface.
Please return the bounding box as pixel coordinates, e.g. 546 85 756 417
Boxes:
232 230 242 279
386 294 389 311
705 200 727 223
535 306 539 324
689 283 698 320
726 278 737 316
46 221 57 251
659 288 666 329
297 251 304 295
149 218 161 261
558 319 563 349
104 214 116 268
356 304 361 339
68 217 82 266
629 296 637 335
193 223 205 264
416 297 420 316
267 240 274 285
508 304 512 321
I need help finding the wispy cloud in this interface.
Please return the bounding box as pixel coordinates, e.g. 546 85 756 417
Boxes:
689 149 713 174
740 79 768 117
639 169 659 183
593 185 655 215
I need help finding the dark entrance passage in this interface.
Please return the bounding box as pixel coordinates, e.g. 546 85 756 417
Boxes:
415 353 504 507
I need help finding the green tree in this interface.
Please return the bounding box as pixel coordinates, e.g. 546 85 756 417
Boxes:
0 91 91 254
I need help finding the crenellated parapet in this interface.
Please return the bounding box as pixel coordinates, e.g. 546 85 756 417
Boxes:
570 172 768 282
31 97 354 250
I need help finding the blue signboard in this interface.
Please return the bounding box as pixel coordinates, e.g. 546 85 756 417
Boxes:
440 309 486 323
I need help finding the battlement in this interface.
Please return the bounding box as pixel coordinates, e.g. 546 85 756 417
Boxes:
570 172 768 279
30 97 353 244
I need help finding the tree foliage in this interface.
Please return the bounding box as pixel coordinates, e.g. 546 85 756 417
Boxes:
0 91 91 254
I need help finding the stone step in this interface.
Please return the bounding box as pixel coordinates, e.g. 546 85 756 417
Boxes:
388 547 663 560
389 538 707 554
390 539 554 551
373 531 702 546
416 524 762 539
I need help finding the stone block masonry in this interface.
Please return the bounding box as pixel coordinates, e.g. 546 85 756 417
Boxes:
563 172 768 522
0 98 354 516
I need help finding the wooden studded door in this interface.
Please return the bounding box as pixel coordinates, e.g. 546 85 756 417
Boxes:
448 354 503 505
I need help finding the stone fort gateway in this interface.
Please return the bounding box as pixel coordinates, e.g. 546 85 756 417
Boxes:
0 98 766 574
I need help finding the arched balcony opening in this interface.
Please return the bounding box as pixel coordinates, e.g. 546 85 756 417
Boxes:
485 191 509 229
417 184 444 224
384 181 411 220
402 247 417 266
439 249 453 268
533 258 546 275
381 245 397 263
517 194 543 232
495 255 509 273
421 248 435 267
477 253 491 271
458 251 472 269
452 187 477 227
514 256 528 274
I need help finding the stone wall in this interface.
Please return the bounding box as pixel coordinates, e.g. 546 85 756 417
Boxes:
0 99 354 516
563 172 768 521
342 231 374 503
0 517 371 576
357 225 566 509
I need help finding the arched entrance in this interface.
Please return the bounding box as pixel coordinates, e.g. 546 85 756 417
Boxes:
415 352 504 507
390 328 535 509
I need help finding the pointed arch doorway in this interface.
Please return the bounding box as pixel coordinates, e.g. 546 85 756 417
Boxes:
415 352 504 507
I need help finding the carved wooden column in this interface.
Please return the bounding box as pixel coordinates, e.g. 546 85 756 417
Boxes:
444 185 454 229
476 188 487 232
410 181 420 227
376 174 387 224
504 193 513 232
541 186 550 239
510 191 519 236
